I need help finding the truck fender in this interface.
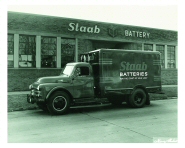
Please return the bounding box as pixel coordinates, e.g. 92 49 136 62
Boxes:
46 86 73 101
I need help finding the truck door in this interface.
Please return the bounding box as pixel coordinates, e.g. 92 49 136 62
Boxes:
72 66 94 98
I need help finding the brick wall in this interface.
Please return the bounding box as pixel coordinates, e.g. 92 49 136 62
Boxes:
161 69 178 85
115 43 142 50
78 39 93 54
8 68 177 92
8 69 61 92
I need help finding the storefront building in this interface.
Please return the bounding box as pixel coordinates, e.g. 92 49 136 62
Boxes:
8 12 178 92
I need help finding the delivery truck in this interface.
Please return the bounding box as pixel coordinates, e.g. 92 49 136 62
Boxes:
27 49 162 115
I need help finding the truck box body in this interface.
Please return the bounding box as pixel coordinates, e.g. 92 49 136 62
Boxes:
82 49 161 96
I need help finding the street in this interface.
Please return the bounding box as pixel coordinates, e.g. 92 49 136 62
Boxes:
8 99 177 143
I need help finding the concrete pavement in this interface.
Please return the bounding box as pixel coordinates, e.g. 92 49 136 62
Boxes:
8 99 177 143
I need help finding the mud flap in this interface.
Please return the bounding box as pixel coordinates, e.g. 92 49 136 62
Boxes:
145 94 150 105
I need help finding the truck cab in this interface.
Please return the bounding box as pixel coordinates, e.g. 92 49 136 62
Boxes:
66 62 95 99
27 62 100 115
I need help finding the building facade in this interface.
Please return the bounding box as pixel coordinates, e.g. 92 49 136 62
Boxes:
8 12 178 92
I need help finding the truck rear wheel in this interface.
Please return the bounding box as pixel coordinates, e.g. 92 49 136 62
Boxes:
47 91 70 115
129 88 147 108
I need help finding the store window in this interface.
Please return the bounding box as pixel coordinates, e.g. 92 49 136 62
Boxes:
8 34 14 68
167 46 176 68
41 37 57 68
19 35 36 68
156 45 165 68
144 44 153 51
61 38 75 67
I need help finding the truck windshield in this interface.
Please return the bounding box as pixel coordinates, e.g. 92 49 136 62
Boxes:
61 65 74 76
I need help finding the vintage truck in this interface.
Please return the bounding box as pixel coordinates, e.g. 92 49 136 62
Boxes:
27 49 162 115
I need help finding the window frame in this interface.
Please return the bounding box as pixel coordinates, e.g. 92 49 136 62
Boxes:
167 45 176 69
156 45 165 69
19 34 36 68
61 38 75 68
8 33 177 70
144 44 153 51
8 34 14 68
41 36 57 68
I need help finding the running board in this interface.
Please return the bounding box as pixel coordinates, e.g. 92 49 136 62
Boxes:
70 103 111 109
73 97 109 104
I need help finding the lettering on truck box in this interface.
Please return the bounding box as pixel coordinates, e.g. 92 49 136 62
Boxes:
120 61 148 80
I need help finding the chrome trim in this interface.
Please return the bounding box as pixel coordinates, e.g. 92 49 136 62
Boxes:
146 86 161 89
29 84 32 89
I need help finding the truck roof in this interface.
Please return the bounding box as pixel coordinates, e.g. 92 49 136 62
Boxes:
66 62 90 66
89 49 160 54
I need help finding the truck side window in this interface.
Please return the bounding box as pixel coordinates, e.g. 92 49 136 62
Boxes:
80 67 90 76
75 66 90 76
75 68 81 76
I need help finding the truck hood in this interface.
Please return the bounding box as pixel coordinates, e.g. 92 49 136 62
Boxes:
36 74 70 84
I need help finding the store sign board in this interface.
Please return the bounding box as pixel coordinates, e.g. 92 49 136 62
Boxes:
125 30 150 38
67 22 150 39
7 12 177 44
68 23 100 33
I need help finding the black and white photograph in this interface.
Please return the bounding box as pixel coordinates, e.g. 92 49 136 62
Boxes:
1 0 183 146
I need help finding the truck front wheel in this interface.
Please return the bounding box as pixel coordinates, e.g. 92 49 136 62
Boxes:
129 88 147 108
47 91 70 115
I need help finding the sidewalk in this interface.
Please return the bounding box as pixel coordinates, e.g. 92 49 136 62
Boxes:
8 91 29 95
162 85 178 87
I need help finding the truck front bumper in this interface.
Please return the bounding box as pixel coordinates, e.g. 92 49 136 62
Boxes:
27 94 45 104
27 94 37 104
